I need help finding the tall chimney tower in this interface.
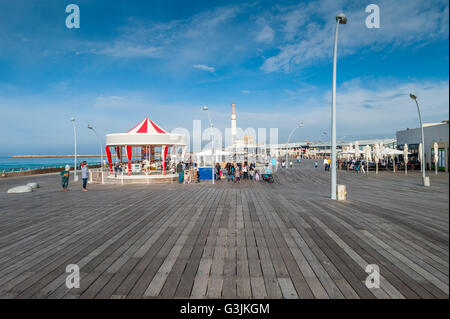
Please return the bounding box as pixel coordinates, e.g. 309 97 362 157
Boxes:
231 103 237 145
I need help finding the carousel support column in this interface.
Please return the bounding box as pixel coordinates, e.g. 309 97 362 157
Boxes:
115 146 121 163
105 146 113 174
162 145 167 175
126 145 132 176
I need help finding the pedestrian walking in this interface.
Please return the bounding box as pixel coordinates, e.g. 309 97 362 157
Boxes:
81 161 89 192
314 161 318 169
361 160 366 174
61 165 70 191
235 166 240 183
255 169 260 182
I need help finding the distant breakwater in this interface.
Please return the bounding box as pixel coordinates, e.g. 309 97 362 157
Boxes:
11 155 102 158
1 164 101 178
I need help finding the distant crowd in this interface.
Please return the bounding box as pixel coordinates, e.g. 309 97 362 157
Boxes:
175 161 274 184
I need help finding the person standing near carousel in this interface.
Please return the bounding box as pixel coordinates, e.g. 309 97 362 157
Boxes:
176 161 184 184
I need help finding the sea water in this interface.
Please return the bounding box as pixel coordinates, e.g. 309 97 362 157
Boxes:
0 157 101 172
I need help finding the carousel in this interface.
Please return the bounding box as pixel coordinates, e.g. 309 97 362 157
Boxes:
102 117 187 183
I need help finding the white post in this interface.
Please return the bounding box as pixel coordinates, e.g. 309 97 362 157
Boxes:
415 99 426 182
88 125 104 183
330 14 346 199
410 94 428 186
331 19 340 199
203 106 214 185
211 127 215 184
71 118 78 182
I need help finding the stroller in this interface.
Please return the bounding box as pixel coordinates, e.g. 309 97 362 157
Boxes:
262 173 274 183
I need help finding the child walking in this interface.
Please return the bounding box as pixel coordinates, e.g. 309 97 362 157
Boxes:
81 161 89 192
234 167 240 183
61 165 70 191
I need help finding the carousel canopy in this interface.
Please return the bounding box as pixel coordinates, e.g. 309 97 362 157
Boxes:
106 117 187 146
127 118 167 134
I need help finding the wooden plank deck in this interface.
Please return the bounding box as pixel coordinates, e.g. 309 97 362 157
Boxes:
0 160 448 299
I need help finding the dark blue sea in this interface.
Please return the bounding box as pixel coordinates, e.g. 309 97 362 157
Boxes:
0 156 101 172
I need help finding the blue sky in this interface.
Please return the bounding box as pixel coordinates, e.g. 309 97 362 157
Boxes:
0 0 448 155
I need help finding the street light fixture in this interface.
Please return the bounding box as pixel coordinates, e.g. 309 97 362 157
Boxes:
88 124 105 184
285 123 304 168
330 13 347 200
70 117 78 182
409 94 429 186
202 106 214 184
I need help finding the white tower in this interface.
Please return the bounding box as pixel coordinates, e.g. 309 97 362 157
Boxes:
231 103 237 145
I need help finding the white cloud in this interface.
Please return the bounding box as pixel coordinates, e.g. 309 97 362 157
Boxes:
261 0 449 73
192 64 215 73
241 90 252 94
94 45 162 58
95 96 128 109
256 25 274 43
297 79 449 137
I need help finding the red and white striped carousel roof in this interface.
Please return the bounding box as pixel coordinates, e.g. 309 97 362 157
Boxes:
127 118 167 134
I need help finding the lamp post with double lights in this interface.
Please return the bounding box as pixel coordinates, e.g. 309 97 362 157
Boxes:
88 124 105 184
285 123 304 168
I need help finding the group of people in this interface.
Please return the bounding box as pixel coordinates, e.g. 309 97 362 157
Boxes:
221 162 257 183
176 161 199 184
60 161 90 192
312 157 368 174
221 161 274 183
174 160 274 184
281 160 294 168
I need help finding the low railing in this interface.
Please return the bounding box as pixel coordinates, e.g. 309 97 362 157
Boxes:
89 167 177 184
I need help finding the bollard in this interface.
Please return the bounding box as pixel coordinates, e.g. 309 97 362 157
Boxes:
336 184 347 201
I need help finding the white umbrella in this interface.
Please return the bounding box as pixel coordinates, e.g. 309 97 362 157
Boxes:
379 143 385 158
434 142 439 174
346 143 353 161
367 145 372 161
404 144 409 175
374 144 380 174
381 148 405 156
355 141 360 159
418 143 423 164
364 145 371 172
340 149 360 155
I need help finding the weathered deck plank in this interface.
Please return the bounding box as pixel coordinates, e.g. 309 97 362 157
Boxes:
0 160 448 299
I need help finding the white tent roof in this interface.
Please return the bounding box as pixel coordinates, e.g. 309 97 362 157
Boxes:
106 117 187 146
339 149 360 154
381 148 410 156
196 150 231 156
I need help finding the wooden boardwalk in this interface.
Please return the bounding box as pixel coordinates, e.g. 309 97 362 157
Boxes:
0 160 448 299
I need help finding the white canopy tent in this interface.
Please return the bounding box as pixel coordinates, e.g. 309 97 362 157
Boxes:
196 149 231 167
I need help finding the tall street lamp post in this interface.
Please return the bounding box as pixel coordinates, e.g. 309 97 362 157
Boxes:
285 123 304 168
203 106 214 185
409 94 429 186
331 13 347 200
70 117 78 182
88 124 104 184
